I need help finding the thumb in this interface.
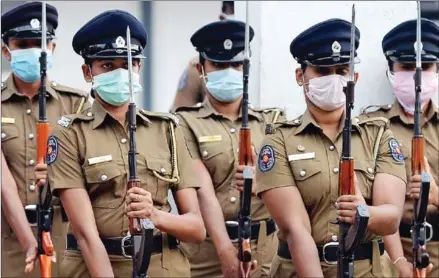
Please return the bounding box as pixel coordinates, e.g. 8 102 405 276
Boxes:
353 173 362 197
423 156 431 174
251 259 258 270
251 145 258 166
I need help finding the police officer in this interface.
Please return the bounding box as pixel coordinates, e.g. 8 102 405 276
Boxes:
45 9 205 277
175 20 283 278
1 2 89 276
169 1 235 113
256 18 407 277
362 18 439 278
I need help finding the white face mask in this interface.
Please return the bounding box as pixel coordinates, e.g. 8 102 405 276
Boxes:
303 74 348 111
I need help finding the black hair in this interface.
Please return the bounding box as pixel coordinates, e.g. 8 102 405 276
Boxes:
222 1 234 13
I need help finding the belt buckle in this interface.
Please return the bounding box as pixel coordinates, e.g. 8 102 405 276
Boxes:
425 222 433 242
322 242 338 265
121 233 133 259
24 205 38 227
225 221 239 243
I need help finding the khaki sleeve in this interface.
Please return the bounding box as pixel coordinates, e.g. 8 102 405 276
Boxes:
375 128 407 184
256 130 296 196
47 125 86 197
170 65 204 112
175 114 200 159
174 124 199 191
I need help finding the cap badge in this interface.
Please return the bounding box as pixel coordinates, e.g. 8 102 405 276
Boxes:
115 36 126 48
223 39 233 50
332 41 341 54
30 18 40 30
413 41 424 53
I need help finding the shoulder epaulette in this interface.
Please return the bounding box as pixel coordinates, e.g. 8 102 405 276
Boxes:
265 117 302 134
357 115 389 126
251 106 283 114
51 81 88 97
361 104 393 115
174 102 203 113
140 110 180 126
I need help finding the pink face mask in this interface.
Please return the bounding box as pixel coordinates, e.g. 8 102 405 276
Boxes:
388 71 439 115
304 74 348 111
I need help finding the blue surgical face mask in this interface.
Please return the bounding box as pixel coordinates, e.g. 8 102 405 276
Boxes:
92 68 143 106
10 48 53 83
205 68 243 103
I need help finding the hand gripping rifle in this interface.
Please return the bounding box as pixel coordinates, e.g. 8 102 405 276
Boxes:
411 2 430 277
36 2 55 277
124 26 155 278
238 2 253 278
336 5 370 278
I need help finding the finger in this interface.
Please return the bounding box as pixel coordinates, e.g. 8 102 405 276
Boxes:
338 216 353 225
410 175 422 183
337 209 356 218
236 180 244 187
37 179 46 188
251 146 258 166
409 193 420 200
236 165 245 172
409 188 421 195
235 173 244 181
24 262 34 274
426 263 434 275
409 181 422 190
424 156 431 174
335 202 357 210
34 163 47 171
354 179 363 197
337 195 355 203
127 187 149 196
127 210 151 219
251 259 258 270
236 186 243 193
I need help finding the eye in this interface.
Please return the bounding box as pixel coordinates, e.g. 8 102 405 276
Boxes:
316 67 330 75
231 62 243 68
102 63 113 69
336 68 349 76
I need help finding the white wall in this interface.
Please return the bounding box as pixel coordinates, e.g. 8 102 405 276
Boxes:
235 1 418 119
150 1 221 112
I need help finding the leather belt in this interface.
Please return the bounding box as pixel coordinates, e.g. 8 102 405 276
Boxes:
399 222 437 242
278 240 385 264
226 218 277 242
66 233 178 257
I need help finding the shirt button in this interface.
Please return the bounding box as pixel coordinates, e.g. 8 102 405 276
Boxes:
333 168 339 174
26 109 32 115
1 133 5 139
101 174 108 181
331 234 338 241
230 196 237 203
293 119 300 124
87 112 93 117
120 138 127 144
51 81 57 87
230 128 236 133
367 167 374 174
354 118 360 123
202 150 208 158
29 184 36 191
28 133 34 139
160 167 166 174
300 170 306 177
329 145 335 151
29 159 35 166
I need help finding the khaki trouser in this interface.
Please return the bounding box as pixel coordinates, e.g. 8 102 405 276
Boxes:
180 221 278 278
59 233 190 277
401 237 439 278
1 206 67 278
270 240 391 278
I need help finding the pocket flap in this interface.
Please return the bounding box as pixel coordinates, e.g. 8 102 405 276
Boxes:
1 125 19 142
291 160 322 181
84 162 124 183
146 159 172 176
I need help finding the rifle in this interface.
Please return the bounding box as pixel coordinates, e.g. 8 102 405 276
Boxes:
411 2 430 277
238 2 253 278
336 5 370 278
123 26 155 278
36 2 54 277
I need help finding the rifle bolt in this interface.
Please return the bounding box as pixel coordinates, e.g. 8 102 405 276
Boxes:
300 170 306 177
100 174 108 181
29 184 36 191
333 168 339 174
28 133 34 140
26 109 32 115
230 196 237 203
331 234 338 241
230 128 236 133
120 138 127 144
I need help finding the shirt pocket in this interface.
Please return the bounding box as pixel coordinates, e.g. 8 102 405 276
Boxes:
199 142 230 185
353 160 375 201
290 160 323 207
1 124 19 142
84 161 126 209
145 158 173 206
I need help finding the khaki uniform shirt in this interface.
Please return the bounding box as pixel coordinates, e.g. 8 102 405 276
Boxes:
362 100 439 227
1 74 89 206
170 56 205 113
176 100 284 221
256 109 407 244
47 100 199 238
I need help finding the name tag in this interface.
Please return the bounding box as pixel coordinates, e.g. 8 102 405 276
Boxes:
88 155 113 165
1 117 15 124
288 152 315 162
198 135 222 143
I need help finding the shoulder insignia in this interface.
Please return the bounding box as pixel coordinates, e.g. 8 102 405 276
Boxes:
251 107 283 113
140 110 179 126
57 116 72 128
175 102 203 113
46 135 59 165
389 138 404 163
361 104 392 115
51 81 88 97
258 145 276 172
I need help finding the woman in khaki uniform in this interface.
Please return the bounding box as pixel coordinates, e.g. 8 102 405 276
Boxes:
1 2 89 276
175 20 282 278
362 19 439 278
45 10 205 278
256 19 407 277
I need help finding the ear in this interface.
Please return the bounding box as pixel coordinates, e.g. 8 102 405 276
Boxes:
196 63 203 76
1 45 11 62
81 64 92 83
354 72 359 84
295 67 304 86
137 62 142 72
49 40 57 54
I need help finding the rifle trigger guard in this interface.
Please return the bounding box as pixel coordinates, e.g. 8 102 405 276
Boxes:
121 233 133 259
